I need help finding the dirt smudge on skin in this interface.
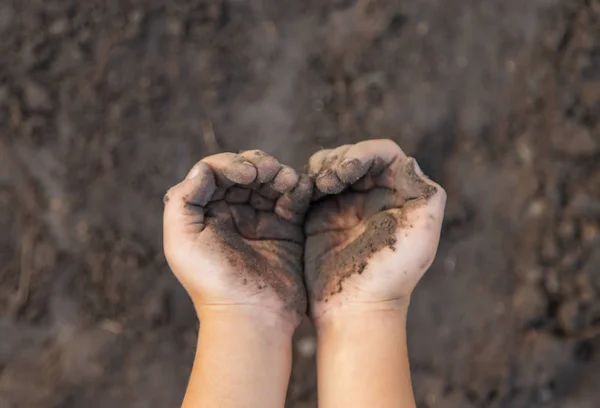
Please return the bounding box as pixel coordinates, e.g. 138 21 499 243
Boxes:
403 159 438 199
310 212 398 301
206 219 307 315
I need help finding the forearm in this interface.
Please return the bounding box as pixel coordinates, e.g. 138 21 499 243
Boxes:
183 307 294 408
316 301 415 408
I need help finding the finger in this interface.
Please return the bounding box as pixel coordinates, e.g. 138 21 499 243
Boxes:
389 159 446 233
275 174 313 223
163 162 220 262
163 163 217 245
271 165 299 194
239 150 281 184
256 166 299 200
257 183 281 200
386 181 446 271
202 152 257 187
307 149 332 177
336 139 407 184
315 145 351 194
164 161 216 209
391 158 439 201
316 169 344 194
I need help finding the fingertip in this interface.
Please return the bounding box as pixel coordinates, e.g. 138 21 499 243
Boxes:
202 153 258 186
411 157 425 178
276 174 313 219
185 161 212 181
240 150 281 183
400 160 447 221
343 139 405 178
233 160 259 184
427 182 447 215
307 149 331 177
294 174 314 201
186 163 201 180
336 157 371 184
316 170 346 194
272 165 299 193
167 162 216 207
405 158 445 200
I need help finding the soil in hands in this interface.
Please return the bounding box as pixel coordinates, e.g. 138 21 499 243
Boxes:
309 211 399 302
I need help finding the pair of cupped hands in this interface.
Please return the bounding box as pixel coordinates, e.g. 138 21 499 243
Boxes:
163 139 446 333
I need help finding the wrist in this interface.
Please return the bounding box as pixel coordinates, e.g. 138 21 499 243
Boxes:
187 305 295 408
312 297 410 335
197 304 300 338
314 298 415 408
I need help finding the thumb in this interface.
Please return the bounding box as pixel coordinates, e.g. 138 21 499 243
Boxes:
388 159 447 272
163 161 217 248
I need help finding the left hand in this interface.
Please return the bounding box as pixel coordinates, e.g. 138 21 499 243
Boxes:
163 150 312 329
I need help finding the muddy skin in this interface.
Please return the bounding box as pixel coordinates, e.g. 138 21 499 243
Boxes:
212 154 258 186
240 150 281 183
310 153 338 177
309 212 399 302
307 158 436 303
338 158 368 184
402 159 438 199
205 216 307 315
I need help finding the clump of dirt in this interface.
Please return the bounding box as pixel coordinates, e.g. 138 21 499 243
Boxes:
310 212 398 302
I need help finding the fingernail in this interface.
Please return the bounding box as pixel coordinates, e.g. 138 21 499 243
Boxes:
186 164 200 180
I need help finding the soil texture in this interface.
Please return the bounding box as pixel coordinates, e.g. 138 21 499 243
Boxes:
2 0 600 407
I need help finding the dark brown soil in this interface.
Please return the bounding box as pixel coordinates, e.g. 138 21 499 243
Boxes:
2 0 600 407
206 217 307 314
309 211 398 302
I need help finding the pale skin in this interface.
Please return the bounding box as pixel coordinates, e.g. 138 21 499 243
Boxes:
163 140 446 407
305 140 446 408
163 150 312 408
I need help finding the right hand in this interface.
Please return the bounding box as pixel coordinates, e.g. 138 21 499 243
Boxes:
303 140 447 323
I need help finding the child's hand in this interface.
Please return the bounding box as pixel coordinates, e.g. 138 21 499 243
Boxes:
304 140 446 324
163 151 312 330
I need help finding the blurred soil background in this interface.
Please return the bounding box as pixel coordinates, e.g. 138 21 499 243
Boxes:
1 0 600 407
